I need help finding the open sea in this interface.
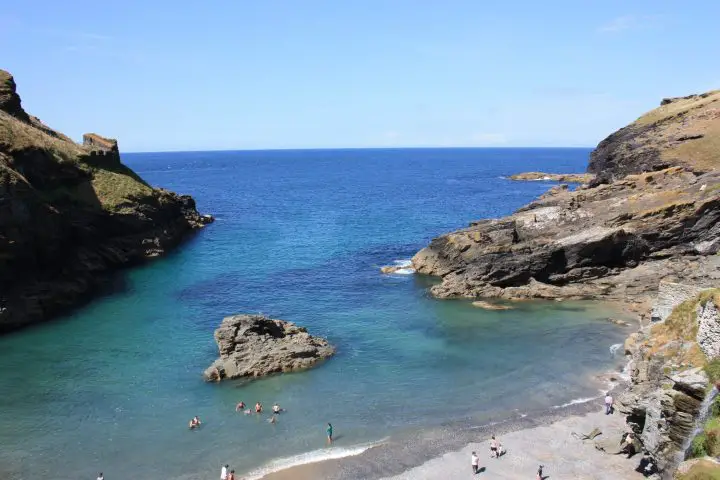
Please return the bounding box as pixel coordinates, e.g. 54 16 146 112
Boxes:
0 148 630 479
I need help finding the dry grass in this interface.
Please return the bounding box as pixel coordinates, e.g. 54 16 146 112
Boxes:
647 289 720 368
636 91 720 126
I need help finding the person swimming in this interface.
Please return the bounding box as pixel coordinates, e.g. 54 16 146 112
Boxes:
189 416 201 429
272 403 282 414
268 414 277 424
235 401 246 412
255 402 263 414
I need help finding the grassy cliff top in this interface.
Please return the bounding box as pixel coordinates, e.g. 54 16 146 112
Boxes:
0 69 155 211
589 89 720 180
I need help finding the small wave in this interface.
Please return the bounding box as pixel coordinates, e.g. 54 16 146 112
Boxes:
609 343 622 356
552 396 598 409
241 441 384 479
380 259 415 275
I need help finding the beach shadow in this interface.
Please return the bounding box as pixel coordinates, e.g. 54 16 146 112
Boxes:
477 467 486 474
333 434 344 442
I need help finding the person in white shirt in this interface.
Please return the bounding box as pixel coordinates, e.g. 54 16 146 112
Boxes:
220 464 228 480
97 473 104 480
605 392 614 415
471 451 479 474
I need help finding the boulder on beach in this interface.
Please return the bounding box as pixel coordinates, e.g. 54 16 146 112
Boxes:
203 314 335 382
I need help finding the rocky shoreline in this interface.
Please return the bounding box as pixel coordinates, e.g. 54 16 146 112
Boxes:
509 171 594 183
406 90 720 477
0 69 213 333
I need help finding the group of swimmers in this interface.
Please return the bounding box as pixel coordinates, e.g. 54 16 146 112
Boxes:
234 400 284 422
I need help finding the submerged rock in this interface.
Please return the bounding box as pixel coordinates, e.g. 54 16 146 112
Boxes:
203 314 335 382
471 300 513 310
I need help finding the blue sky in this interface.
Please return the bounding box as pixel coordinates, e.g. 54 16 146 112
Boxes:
2 1 719 152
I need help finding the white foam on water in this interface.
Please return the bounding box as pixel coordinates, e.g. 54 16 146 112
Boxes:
552 396 598 409
393 268 415 275
380 259 416 275
240 440 385 480
609 343 622 356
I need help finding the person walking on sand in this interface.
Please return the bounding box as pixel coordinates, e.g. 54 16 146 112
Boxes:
227 469 236 480
537 464 544 480
490 435 502 458
471 451 479 474
326 422 333 445
605 392 614 415
220 464 228 480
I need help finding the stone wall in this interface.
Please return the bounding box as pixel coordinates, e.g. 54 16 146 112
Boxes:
697 299 720 359
651 282 704 321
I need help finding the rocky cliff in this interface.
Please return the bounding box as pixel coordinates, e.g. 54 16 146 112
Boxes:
619 288 720 473
0 69 212 333
412 90 720 308
589 90 720 183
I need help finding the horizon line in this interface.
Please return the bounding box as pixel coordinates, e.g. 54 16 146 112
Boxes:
122 145 595 155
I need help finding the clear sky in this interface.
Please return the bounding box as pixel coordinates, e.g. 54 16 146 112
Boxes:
2 1 719 152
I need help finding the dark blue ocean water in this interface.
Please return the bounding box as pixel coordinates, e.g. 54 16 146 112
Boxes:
0 149 628 479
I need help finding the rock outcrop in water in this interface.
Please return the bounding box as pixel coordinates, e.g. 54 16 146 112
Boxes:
509 172 594 183
203 314 335 382
0 69 213 333
412 90 720 307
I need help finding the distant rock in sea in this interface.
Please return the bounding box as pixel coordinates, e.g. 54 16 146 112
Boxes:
509 172 594 183
204 314 335 382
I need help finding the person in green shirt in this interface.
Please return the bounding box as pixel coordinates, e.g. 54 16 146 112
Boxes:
326 423 333 445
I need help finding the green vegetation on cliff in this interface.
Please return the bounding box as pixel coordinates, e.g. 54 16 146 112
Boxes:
0 69 211 332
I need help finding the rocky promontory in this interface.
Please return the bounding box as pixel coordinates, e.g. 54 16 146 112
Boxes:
412 90 720 307
0 69 212 333
203 314 335 382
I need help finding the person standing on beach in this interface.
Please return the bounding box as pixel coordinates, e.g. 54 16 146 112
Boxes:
326 422 333 444
220 464 228 480
605 392 614 415
471 451 479 474
227 469 236 480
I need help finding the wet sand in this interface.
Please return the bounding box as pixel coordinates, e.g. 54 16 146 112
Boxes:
256 395 645 480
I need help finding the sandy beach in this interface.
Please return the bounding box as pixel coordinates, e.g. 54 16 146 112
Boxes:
256 393 648 480
384 410 644 480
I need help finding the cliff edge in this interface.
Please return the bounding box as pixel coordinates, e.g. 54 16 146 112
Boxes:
0 69 212 333
412 90 720 308
589 90 720 183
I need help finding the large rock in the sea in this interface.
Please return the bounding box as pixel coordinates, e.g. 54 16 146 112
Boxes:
203 315 335 382
588 90 720 183
0 69 213 333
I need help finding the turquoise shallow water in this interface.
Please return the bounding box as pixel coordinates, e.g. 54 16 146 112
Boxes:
0 149 629 479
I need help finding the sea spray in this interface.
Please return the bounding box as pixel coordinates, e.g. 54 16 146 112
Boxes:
609 343 622 356
681 386 718 461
